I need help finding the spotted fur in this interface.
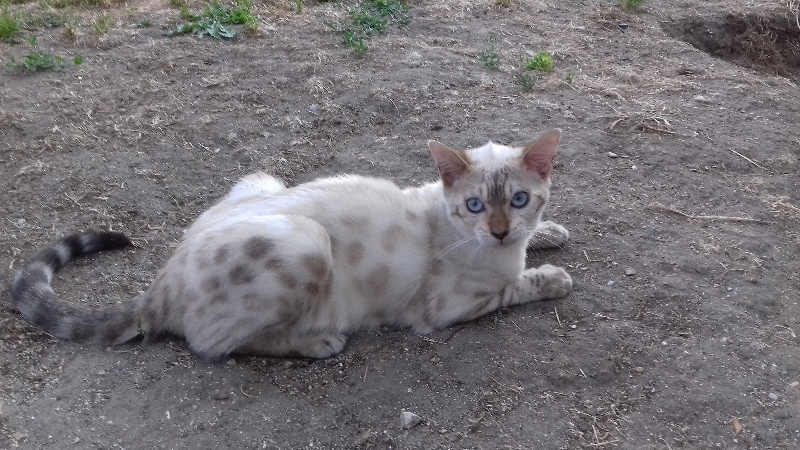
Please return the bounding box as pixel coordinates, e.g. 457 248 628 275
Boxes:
11 129 573 361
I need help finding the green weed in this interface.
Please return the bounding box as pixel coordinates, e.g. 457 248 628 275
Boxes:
620 0 644 9
0 8 21 42
137 18 153 28
169 0 187 7
513 72 536 92
49 0 115 8
169 0 257 39
331 0 410 56
7 36 83 73
478 34 500 70
92 13 112 34
495 0 512 7
523 51 554 72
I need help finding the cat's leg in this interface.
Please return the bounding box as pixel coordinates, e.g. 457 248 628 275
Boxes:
528 220 569 250
237 331 348 358
426 264 572 330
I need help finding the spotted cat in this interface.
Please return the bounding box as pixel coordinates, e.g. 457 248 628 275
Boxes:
11 129 573 360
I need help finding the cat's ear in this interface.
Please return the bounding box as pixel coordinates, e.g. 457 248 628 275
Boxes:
428 140 470 188
522 129 561 179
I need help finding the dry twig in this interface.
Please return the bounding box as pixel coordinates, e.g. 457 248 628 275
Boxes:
648 203 765 223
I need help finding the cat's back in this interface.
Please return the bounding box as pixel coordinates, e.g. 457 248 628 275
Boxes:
190 175 424 237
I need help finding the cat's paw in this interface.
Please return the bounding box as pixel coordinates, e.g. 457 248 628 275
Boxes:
521 264 572 301
528 221 569 250
299 332 348 359
538 264 573 299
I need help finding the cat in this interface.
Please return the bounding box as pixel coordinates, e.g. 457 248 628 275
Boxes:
11 129 573 361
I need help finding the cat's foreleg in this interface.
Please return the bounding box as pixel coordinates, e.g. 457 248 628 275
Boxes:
528 220 569 250
237 331 348 358
441 264 572 327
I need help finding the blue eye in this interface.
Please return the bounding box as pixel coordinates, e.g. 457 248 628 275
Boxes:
466 198 485 213
510 191 529 208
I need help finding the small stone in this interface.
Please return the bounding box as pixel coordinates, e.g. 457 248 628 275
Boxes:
12 432 27 443
308 104 322 115
661 341 668 347
211 390 229 400
693 95 710 104
768 392 779 401
607 280 615 287
624 267 637 276
790 381 799 388
607 152 618 158
634 366 645 374
400 411 423 430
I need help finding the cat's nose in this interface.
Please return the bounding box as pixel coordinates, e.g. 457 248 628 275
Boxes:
491 231 508 241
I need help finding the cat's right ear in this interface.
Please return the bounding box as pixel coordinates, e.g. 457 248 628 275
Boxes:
428 141 470 188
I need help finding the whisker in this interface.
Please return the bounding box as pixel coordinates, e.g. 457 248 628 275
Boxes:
436 237 474 259
527 229 565 250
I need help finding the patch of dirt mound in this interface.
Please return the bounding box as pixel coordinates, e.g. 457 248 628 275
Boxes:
666 12 800 81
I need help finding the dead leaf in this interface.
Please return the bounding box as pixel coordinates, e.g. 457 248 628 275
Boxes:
732 419 743 435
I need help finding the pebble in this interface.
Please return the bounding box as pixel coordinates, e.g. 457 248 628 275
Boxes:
790 381 799 388
12 432 27 443
624 267 637 276
400 411 423 430
607 280 615 287
769 393 779 401
607 152 618 158
693 95 711 104
211 390 229 401
634 366 645 374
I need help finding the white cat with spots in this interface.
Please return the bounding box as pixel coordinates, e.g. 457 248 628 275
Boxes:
12 129 572 360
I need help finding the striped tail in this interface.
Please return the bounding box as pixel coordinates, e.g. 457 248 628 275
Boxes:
11 231 142 345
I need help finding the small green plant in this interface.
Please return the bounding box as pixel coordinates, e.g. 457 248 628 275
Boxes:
92 13 112 34
137 18 153 28
330 0 410 56
169 0 257 39
564 71 574 85
295 0 302 13
50 0 113 8
0 8 22 42
620 0 644 9
7 36 83 73
169 0 187 7
513 72 536 92
523 51 554 73
478 34 500 70
495 0 512 7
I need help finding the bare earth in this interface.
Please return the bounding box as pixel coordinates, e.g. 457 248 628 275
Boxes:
1 0 799 448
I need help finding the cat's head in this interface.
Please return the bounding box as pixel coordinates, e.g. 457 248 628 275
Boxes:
428 129 561 246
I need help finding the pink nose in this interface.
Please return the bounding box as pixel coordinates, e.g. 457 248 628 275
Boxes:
491 230 508 241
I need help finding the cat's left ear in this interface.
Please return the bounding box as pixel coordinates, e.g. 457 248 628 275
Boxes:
522 128 561 179
428 140 470 188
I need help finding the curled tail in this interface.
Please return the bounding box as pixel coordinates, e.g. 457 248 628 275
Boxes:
11 231 142 345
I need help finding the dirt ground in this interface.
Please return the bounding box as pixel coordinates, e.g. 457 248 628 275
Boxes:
1 0 799 448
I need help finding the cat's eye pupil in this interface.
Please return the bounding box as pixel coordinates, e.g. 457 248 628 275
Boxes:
511 192 529 208
466 198 485 213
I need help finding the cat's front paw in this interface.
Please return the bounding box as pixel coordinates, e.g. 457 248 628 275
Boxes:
529 221 569 250
300 332 348 359
522 264 572 301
